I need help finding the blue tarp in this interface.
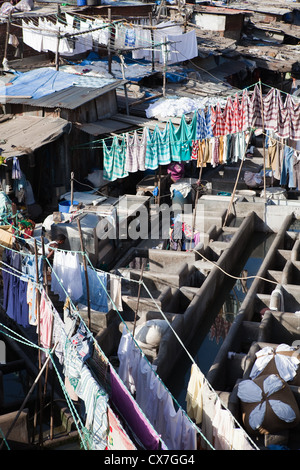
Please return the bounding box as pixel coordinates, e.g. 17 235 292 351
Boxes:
0 67 76 99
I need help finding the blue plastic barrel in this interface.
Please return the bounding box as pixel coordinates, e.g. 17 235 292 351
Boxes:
58 200 78 213
172 189 192 208
77 0 87 6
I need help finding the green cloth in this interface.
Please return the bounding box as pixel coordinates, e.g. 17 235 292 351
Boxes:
103 136 128 181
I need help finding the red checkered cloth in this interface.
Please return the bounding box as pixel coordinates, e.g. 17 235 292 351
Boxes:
212 102 226 136
223 96 234 135
241 89 251 132
263 87 278 133
191 140 199 160
287 94 300 141
250 84 263 129
232 93 242 133
277 92 290 139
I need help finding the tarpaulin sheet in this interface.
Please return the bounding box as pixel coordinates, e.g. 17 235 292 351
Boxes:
0 67 76 99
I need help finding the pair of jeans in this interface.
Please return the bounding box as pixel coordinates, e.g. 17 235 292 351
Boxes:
280 146 295 187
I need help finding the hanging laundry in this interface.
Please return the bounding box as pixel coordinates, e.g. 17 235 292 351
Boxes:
211 102 225 137
27 280 38 326
87 18 109 46
125 128 147 173
280 145 295 187
107 406 137 450
2 249 30 328
191 140 199 161
51 308 67 365
71 320 93 362
186 363 205 425
39 290 53 349
241 88 251 132
22 20 44 52
212 400 235 450
196 140 208 168
51 251 83 302
166 30 198 64
205 106 214 138
196 109 208 140
169 115 192 161
263 87 278 133
76 364 109 450
78 266 108 312
109 273 123 312
103 136 128 181
145 125 171 169
117 327 197 450
110 365 164 450
124 26 136 47
223 96 234 136
114 23 127 49
249 84 263 129
288 95 300 141
153 21 183 62
131 26 152 61
12 157 21 180
293 151 300 190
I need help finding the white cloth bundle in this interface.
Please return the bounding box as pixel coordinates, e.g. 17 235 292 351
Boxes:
250 344 300 383
238 374 300 434
135 319 169 349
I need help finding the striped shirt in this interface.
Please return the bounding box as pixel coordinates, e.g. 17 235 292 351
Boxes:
125 128 146 173
103 136 128 181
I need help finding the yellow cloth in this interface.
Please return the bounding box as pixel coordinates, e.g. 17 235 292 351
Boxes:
0 225 13 258
186 363 205 424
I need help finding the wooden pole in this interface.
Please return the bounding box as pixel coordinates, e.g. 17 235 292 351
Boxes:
133 260 145 337
70 171 74 207
163 37 167 98
108 9 112 75
223 130 253 228
77 218 91 330
3 11 11 67
158 165 162 206
259 79 266 201
41 236 48 296
55 28 60 71
149 13 155 72
34 239 44 446
119 54 129 115
0 343 58 450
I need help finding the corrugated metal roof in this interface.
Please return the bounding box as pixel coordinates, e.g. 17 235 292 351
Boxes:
0 80 127 110
0 115 71 158
75 118 133 136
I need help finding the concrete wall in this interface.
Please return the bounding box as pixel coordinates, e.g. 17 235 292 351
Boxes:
155 212 257 382
205 213 294 390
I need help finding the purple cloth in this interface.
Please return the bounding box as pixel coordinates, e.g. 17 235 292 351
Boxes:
167 162 184 182
110 366 165 450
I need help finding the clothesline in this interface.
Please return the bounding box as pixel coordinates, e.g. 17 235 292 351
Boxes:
0 242 204 449
0 226 258 448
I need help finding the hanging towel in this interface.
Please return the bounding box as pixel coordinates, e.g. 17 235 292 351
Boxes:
39 290 53 349
166 30 198 64
103 136 128 181
186 363 205 424
169 116 191 161
125 128 146 172
78 266 108 312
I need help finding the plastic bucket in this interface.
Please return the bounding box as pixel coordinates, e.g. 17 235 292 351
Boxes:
172 189 192 208
58 200 78 213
